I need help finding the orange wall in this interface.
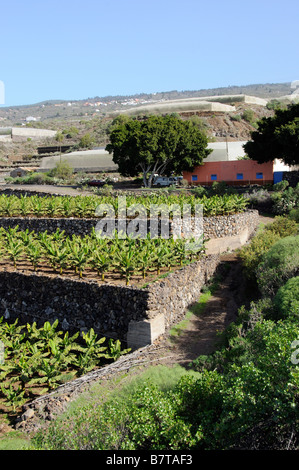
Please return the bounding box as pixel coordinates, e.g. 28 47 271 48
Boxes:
183 160 273 185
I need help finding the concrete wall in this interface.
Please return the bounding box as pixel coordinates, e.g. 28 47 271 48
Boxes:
11 127 57 141
120 99 236 116
40 148 117 171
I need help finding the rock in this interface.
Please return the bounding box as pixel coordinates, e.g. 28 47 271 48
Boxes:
22 408 35 421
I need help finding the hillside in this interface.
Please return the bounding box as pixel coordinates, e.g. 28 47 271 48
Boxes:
0 81 292 125
0 81 294 164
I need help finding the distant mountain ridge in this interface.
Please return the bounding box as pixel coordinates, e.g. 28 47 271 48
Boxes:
0 82 295 126
0 82 293 109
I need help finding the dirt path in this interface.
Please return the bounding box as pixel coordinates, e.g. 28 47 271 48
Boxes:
150 252 250 368
151 215 274 367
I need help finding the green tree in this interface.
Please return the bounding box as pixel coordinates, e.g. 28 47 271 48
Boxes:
106 115 211 187
243 103 299 166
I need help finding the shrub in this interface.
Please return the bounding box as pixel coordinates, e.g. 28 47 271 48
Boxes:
243 188 272 211
49 162 73 180
265 215 298 238
238 230 281 281
271 184 299 215
273 277 299 320
242 109 255 124
272 180 289 192
256 235 299 297
289 207 299 223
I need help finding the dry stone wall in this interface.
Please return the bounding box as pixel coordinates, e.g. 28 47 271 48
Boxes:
0 254 220 349
0 191 259 349
0 209 259 240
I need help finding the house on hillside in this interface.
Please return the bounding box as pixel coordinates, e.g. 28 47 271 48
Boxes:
182 140 297 186
183 159 274 186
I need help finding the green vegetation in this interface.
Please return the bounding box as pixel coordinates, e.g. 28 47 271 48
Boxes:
48 161 73 180
0 184 297 450
238 216 298 282
0 192 248 218
106 114 211 187
244 103 299 166
0 318 130 414
256 235 299 297
242 108 256 125
273 277 299 320
0 227 204 284
28 211 299 450
169 272 222 338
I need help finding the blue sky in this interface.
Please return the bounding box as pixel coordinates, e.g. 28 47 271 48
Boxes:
0 0 298 106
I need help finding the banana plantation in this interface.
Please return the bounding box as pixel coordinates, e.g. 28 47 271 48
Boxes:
0 226 203 285
0 191 249 415
0 317 130 411
0 192 248 218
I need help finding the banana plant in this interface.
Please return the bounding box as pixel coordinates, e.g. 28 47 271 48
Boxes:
18 195 32 216
107 338 131 360
33 358 66 390
69 241 91 278
10 351 43 390
0 194 17 216
90 249 113 281
4 237 24 267
62 197 74 217
47 339 77 369
151 242 171 275
71 352 97 376
31 195 44 217
25 241 44 272
115 246 136 285
1 383 26 412
136 247 154 279
81 328 107 358
43 197 62 218
28 320 63 353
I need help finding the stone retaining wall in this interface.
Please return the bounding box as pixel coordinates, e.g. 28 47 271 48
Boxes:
0 209 259 240
0 255 220 349
0 192 259 349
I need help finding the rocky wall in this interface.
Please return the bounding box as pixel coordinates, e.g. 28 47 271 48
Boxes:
0 209 259 240
0 254 220 348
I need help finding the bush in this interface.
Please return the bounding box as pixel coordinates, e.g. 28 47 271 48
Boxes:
273 277 299 320
271 184 299 215
192 185 207 197
265 215 298 238
243 188 272 211
256 235 299 297
242 108 255 124
238 229 281 281
272 180 289 192
49 162 73 181
289 207 299 223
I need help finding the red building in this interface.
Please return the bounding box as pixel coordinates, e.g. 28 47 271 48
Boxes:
183 160 274 186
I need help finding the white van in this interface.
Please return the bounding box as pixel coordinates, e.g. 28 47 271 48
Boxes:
152 176 178 187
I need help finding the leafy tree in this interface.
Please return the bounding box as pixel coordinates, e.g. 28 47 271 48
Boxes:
106 114 211 187
243 103 299 166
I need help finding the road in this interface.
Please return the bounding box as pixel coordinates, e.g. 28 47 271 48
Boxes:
0 183 93 196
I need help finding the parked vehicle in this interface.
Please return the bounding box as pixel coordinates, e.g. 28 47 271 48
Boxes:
152 176 179 187
87 179 106 187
